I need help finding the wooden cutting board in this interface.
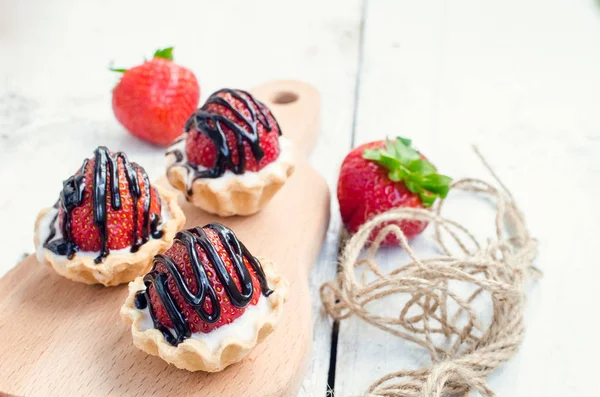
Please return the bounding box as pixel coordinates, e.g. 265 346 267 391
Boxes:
0 81 330 397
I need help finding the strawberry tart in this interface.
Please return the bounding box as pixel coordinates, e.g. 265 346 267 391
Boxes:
34 146 185 286
166 88 294 216
121 223 287 372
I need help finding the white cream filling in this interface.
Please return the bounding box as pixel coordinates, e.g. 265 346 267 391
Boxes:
167 135 293 191
137 295 270 353
36 198 173 263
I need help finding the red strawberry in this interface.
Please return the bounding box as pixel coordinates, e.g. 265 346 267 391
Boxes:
148 226 263 333
61 148 162 253
112 47 200 146
337 137 451 246
185 89 281 173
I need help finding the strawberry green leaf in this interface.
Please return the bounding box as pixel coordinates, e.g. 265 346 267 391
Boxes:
389 168 404 182
407 158 437 174
386 139 397 156
419 191 437 207
405 179 421 194
378 153 403 169
153 47 174 61
362 137 452 207
363 148 381 161
420 174 452 197
393 138 420 162
109 47 174 74
398 137 412 147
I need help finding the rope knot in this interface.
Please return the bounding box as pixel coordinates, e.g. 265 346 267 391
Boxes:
421 361 494 397
321 167 540 397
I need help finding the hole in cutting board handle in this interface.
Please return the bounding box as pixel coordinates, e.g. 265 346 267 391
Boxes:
272 91 299 105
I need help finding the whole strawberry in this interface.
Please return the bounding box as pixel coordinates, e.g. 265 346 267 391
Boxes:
59 147 161 255
64 149 162 254
337 137 451 245
185 88 281 173
112 47 200 146
147 225 264 334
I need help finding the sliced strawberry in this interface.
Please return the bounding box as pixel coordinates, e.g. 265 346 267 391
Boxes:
185 89 281 173
148 226 263 334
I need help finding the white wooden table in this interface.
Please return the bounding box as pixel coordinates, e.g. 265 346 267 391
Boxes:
2 0 600 396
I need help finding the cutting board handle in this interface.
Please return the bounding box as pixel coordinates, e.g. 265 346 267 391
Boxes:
251 80 320 158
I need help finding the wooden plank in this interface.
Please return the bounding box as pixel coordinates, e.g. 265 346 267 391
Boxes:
335 2 446 393
0 81 330 397
0 0 365 395
334 0 600 396
296 2 365 395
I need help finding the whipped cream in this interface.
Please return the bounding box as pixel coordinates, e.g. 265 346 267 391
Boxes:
167 135 294 191
137 295 270 353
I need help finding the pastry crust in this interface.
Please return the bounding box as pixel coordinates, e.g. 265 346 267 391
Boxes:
166 136 295 217
120 257 288 372
33 185 186 287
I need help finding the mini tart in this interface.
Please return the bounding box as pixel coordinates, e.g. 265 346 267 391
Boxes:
34 146 186 287
34 185 185 286
121 257 286 372
165 88 295 217
120 223 288 372
166 135 294 216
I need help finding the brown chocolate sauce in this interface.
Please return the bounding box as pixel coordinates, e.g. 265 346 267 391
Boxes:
166 89 281 192
134 223 272 346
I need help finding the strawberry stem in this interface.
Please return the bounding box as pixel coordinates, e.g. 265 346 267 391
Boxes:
153 47 174 61
363 137 452 207
109 47 174 74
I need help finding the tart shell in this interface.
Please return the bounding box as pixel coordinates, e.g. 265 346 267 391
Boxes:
166 136 295 217
120 257 288 372
33 185 186 287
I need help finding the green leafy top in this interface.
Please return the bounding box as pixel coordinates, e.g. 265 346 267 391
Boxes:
110 47 174 73
363 137 452 207
152 47 174 61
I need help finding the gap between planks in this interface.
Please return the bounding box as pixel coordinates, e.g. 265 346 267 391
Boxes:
325 0 369 396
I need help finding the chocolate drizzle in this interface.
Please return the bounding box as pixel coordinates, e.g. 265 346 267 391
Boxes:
166 88 281 184
44 146 162 263
134 223 273 346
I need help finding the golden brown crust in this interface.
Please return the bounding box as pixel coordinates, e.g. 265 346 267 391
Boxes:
33 185 186 287
120 257 288 372
166 136 295 217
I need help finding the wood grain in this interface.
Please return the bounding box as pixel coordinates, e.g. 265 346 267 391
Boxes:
334 1 600 396
0 81 330 397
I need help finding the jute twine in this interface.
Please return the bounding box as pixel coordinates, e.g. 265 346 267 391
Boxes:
320 149 542 397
